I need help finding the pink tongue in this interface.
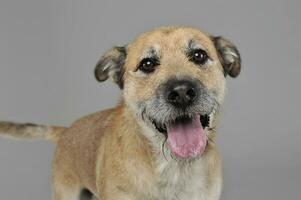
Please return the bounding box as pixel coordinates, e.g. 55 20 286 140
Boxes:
167 115 207 158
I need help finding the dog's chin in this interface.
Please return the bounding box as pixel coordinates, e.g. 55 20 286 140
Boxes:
146 112 212 160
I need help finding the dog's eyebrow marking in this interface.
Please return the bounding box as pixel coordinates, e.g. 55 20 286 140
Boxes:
187 39 205 51
141 46 161 59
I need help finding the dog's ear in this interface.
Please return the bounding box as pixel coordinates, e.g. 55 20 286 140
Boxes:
212 36 241 78
94 46 127 88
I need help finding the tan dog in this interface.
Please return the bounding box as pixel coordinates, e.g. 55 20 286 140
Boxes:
0 26 241 200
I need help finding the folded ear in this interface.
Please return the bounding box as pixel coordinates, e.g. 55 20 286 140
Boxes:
94 46 126 88
212 36 241 78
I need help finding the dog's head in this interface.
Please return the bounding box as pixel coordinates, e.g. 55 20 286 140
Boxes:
95 27 241 159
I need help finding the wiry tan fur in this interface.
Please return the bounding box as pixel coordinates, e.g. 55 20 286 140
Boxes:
0 26 241 200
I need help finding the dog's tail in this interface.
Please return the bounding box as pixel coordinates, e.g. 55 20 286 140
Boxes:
0 121 67 143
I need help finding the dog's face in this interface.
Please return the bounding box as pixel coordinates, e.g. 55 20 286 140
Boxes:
95 27 241 159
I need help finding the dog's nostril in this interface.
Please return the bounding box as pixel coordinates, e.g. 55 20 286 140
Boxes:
168 91 180 102
186 88 196 100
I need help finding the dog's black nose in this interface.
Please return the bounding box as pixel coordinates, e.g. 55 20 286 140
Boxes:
166 80 197 107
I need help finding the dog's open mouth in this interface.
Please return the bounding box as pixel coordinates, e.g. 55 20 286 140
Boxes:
151 114 209 158
152 114 210 134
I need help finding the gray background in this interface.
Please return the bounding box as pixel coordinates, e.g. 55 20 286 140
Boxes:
0 0 300 199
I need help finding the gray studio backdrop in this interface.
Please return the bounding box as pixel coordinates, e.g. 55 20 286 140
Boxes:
0 0 300 199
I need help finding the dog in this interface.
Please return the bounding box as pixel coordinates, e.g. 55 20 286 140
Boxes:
0 26 241 200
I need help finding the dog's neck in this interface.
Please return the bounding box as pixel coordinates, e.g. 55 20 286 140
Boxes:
114 103 157 160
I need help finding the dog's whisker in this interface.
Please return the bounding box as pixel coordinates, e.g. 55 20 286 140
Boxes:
162 138 168 161
175 193 182 200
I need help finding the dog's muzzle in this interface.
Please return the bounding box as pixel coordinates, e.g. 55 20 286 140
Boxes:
147 79 214 158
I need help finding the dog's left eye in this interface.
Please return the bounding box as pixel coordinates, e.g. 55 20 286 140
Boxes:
189 49 209 65
138 58 159 73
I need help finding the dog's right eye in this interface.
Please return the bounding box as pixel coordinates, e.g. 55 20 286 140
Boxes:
188 49 209 65
138 58 159 73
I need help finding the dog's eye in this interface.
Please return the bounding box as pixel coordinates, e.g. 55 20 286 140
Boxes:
189 49 209 65
138 58 159 73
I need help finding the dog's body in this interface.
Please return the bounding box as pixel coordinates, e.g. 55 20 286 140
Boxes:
52 106 221 200
0 27 241 200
